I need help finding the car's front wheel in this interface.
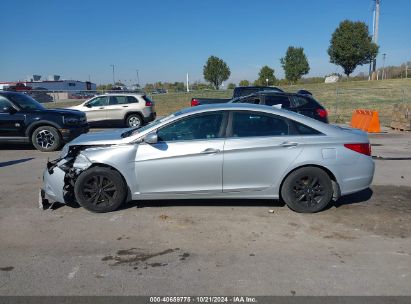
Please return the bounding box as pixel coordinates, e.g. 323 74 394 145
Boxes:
74 167 127 213
281 167 333 213
31 126 62 152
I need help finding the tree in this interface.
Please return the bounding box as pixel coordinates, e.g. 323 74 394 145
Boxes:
239 80 250 86
280 46 310 83
328 20 378 77
203 56 231 89
255 65 276 86
227 83 236 89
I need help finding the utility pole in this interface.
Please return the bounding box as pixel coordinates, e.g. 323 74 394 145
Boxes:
382 53 386 80
371 0 380 80
406 65 408 79
110 64 115 85
186 73 190 92
136 69 140 88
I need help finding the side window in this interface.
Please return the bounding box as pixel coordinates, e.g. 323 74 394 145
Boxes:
0 96 13 111
290 96 309 108
157 112 224 142
292 120 322 135
231 112 289 137
264 95 290 108
127 96 138 103
109 96 128 105
87 96 108 107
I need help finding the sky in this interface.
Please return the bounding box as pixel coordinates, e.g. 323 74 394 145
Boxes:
1 0 410 85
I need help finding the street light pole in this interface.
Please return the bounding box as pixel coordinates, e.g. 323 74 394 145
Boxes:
136 69 140 88
110 65 115 85
382 53 386 80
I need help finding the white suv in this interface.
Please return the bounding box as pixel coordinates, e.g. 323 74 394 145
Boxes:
69 93 156 128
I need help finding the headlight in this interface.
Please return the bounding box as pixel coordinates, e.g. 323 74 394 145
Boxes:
63 116 81 125
73 153 92 170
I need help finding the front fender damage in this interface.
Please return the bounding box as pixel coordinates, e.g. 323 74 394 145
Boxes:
40 145 107 209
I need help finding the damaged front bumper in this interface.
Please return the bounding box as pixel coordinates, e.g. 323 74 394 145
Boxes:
40 146 94 209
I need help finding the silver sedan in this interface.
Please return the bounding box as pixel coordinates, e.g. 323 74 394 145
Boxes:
42 103 374 213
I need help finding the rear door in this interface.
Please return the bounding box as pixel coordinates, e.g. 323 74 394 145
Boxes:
105 95 136 120
222 111 303 192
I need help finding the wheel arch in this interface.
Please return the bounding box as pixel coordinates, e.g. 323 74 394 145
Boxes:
26 120 62 138
279 164 338 201
124 111 143 121
86 162 133 202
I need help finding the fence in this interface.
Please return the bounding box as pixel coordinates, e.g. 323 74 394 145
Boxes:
22 86 411 127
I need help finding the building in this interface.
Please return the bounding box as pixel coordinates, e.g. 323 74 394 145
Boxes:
0 75 96 91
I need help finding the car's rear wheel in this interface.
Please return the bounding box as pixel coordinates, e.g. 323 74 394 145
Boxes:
281 167 333 213
74 167 127 213
126 114 143 128
31 126 62 152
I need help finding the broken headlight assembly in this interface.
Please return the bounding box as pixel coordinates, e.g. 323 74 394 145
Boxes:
72 153 92 170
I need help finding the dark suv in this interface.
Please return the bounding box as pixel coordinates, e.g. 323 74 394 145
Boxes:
230 90 328 123
0 91 89 152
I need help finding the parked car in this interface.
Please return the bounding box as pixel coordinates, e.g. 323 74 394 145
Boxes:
0 91 88 151
230 90 328 123
191 86 283 106
69 92 96 100
28 88 53 103
42 103 374 213
69 93 156 128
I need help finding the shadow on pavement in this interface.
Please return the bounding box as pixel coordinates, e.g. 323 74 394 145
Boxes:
0 143 35 151
333 188 373 208
0 157 35 168
123 199 285 210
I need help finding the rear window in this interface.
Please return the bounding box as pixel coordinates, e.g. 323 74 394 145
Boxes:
264 95 290 108
292 121 322 135
289 95 309 108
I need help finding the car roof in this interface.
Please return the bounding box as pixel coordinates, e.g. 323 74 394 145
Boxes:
101 93 144 96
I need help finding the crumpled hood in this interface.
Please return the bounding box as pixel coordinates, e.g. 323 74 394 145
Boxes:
68 128 132 146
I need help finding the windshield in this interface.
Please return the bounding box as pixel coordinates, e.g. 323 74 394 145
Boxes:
121 113 177 138
7 93 45 110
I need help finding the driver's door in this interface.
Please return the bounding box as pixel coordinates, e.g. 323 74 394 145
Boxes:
134 111 227 196
0 96 26 138
82 96 108 122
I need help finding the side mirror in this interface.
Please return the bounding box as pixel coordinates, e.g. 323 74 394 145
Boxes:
85 103 92 108
2 106 17 114
144 132 158 144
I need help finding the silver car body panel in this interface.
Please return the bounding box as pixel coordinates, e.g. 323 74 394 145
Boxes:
42 103 374 204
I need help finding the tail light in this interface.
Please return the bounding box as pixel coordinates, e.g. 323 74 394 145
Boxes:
145 100 152 107
316 108 328 118
191 99 200 107
344 143 371 156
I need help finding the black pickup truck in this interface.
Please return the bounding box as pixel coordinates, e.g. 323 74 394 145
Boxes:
191 86 283 106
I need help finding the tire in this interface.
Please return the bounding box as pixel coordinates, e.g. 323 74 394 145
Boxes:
281 167 333 213
31 126 62 152
74 167 127 213
125 114 143 128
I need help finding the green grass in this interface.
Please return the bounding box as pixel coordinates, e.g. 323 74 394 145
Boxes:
45 78 411 125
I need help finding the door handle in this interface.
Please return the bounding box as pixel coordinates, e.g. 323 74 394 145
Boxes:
122 105 128 108
99 107 105 109
279 141 298 148
201 148 220 154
